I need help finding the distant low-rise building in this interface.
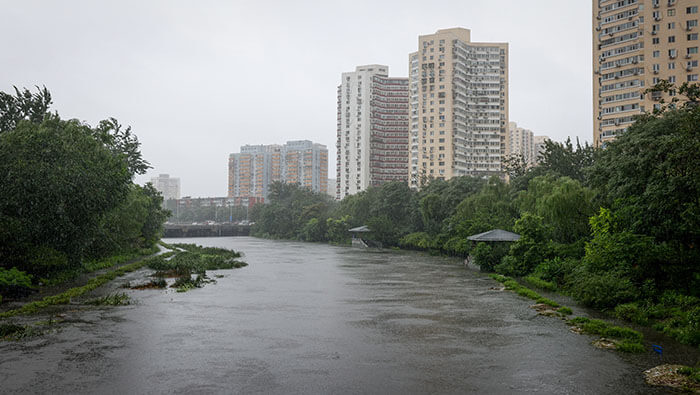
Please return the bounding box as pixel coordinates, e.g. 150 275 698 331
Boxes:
228 140 328 200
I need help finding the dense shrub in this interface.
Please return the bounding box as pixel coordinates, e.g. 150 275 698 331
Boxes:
503 213 551 276
569 270 639 309
441 236 470 257
0 267 34 298
472 242 509 272
532 257 579 287
524 275 557 292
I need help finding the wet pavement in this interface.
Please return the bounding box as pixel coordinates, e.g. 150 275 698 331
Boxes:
0 237 676 394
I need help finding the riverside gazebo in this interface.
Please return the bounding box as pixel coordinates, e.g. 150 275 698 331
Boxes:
467 229 521 243
465 229 521 269
348 225 382 248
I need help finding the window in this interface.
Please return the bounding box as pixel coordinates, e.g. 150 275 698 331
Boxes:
669 75 676 82
653 50 661 57
688 20 699 29
687 6 698 14
669 49 678 58
653 37 660 44
668 9 676 16
688 47 699 54
669 22 676 29
653 11 661 20
689 33 699 40
653 64 661 71
688 74 698 81
669 62 676 69
669 36 676 43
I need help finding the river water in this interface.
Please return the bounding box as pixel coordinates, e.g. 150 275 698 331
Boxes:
0 237 671 394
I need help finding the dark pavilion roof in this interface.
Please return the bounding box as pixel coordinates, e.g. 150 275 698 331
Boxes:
467 229 521 242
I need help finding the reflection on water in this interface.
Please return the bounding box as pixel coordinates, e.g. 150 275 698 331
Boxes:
0 237 667 394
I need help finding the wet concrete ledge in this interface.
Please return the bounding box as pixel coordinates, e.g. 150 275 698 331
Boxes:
163 224 251 238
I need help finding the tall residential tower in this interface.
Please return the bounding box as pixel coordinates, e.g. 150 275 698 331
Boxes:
336 65 409 200
409 28 508 187
593 0 700 146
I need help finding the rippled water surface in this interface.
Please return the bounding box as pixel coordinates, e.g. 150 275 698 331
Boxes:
1 237 668 394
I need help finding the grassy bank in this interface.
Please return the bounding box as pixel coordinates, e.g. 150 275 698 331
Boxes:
489 274 645 353
0 253 165 319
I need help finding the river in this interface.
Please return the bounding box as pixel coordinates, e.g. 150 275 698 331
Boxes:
0 237 671 394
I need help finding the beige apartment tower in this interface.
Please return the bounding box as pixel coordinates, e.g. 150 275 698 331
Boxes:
593 0 700 146
409 28 508 187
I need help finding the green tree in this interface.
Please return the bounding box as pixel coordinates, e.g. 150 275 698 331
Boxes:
538 137 595 184
0 86 52 134
588 104 700 294
501 213 552 276
517 175 596 244
0 117 133 272
447 177 517 239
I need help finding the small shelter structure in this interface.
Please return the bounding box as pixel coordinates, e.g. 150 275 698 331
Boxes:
348 225 381 248
465 229 521 270
467 229 521 242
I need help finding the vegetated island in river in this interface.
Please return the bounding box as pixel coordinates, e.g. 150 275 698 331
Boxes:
0 242 247 339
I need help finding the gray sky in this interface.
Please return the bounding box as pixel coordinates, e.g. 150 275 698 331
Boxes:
2 0 592 197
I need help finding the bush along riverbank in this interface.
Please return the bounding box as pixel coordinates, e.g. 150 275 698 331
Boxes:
490 273 700 391
0 243 246 340
489 274 645 353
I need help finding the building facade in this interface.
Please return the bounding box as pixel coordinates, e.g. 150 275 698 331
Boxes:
150 173 181 201
409 28 508 188
228 141 328 200
593 0 700 146
336 65 409 200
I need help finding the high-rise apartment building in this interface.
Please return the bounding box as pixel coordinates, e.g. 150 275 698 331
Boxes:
336 65 409 200
507 122 550 166
150 173 181 201
409 28 508 187
284 140 329 194
228 140 328 200
593 0 700 146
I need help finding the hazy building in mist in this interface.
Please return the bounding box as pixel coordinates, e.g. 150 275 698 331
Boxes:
507 122 550 166
409 28 509 187
336 65 409 200
150 173 180 201
326 178 336 197
228 140 328 200
533 135 550 163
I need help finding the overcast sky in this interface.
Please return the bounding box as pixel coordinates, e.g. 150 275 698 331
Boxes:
2 0 592 197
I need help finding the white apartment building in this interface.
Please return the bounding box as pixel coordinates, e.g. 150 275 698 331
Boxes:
336 65 409 200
